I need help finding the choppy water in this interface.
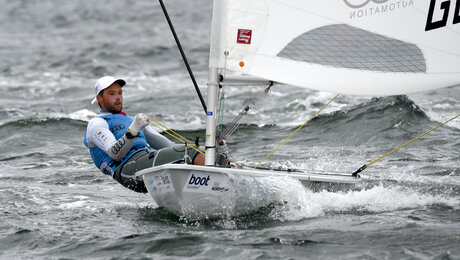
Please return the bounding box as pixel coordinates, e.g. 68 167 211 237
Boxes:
1 0 459 259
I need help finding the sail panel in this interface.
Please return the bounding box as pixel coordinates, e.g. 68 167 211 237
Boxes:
209 0 460 96
278 24 426 73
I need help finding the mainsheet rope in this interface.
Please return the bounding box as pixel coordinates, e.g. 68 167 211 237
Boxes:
146 115 205 155
254 94 340 169
352 113 460 176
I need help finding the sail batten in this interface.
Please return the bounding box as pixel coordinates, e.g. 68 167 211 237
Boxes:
209 0 460 96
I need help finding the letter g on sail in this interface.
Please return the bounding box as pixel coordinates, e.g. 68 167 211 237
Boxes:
344 0 389 8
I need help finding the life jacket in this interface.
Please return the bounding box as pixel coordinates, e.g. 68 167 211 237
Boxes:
84 113 149 176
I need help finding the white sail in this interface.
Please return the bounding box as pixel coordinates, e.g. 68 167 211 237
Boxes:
209 0 460 96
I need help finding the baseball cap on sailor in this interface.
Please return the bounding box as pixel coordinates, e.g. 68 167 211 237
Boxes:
91 76 126 104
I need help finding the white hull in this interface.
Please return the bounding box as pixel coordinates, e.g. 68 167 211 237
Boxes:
136 164 361 219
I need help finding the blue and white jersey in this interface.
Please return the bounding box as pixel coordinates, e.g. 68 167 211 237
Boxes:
84 111 173 176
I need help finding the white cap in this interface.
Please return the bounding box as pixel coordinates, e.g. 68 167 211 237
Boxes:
91 76 126 104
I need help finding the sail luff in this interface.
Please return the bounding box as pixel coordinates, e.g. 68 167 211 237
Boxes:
209 0 228 70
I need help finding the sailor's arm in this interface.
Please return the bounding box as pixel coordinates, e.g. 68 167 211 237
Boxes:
86 114 150 161
106 135 134 161
86 118 134 160
144 125 174 149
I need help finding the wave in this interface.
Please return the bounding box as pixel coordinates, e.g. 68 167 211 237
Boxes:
315 95 429 129
209 95 431 138
0 112 90 130
409 85 460 129
170 95 456 152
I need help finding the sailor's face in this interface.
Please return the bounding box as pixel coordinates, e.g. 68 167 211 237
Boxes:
99 83 123 113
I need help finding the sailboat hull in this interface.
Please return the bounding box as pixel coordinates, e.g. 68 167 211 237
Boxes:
136 164 361 219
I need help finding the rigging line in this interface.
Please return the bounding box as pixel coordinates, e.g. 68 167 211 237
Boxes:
148 120 188 144
148 117 204 153
255 94 340 169
352 113 460 177
147 115 205 155
216 86 226 147
223 82 274 141
157 0 207 113
150 121 205 155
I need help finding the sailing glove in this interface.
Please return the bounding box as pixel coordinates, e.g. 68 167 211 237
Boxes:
127 113 150 137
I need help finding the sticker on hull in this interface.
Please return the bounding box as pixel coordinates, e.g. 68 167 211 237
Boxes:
184 171 229 193
146 171 173 194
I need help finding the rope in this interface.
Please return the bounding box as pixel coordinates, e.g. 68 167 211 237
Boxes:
352 113 460 176
223 82 273 141
146 115 205 155
158 0 206 113
255 94 340 169
216 87 226 147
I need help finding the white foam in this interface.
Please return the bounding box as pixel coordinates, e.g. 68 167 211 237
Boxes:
230 176 459 222
69 109 98 122
293 185 457 221
57 200 87 209
162 114 204 131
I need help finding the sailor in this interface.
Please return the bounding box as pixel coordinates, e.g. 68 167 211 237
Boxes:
84 76 204 193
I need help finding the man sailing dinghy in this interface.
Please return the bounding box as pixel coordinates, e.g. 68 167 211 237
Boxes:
84 76 207 193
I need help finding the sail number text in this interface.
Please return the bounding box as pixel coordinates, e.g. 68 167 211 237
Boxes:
426 0 460 31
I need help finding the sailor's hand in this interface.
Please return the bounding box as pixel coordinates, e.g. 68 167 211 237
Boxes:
128 113 150 136
227 158 241 169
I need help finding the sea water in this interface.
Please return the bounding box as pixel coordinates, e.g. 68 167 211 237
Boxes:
0 0 459 259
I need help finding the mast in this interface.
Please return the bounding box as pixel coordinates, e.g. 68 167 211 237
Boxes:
205 68 219 165
205 0 226 166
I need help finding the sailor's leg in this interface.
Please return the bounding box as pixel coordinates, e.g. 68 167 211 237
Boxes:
152 144 234 167
113 150 154 193
152 144 201 166
193 153 205 165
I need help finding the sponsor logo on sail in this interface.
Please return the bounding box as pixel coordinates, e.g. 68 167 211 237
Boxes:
425 0 460 31
346 0 414 19
237 29 252 44
344 0 389 9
